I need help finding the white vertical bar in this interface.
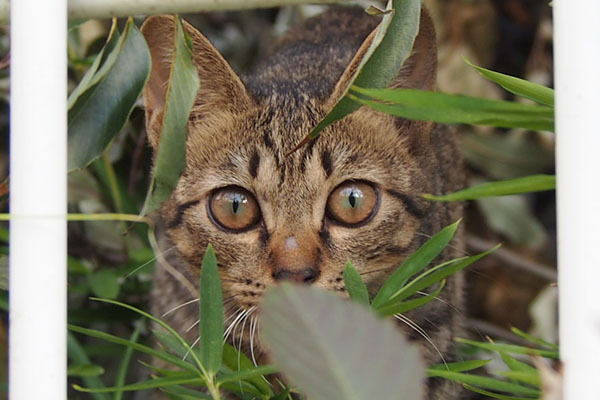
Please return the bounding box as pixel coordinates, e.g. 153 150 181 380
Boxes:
554 1 600 399
9 0 67 398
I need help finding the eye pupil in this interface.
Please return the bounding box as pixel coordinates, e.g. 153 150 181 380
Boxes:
349 192 356 208
232 199 239 214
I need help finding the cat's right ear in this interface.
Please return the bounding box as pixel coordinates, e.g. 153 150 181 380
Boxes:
141 16 253 150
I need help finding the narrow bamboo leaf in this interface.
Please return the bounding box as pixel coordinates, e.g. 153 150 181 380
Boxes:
73 374 204 393
510 326 559 350
426 370 540 397
463 384 536 400
68 18 151 170
386 245 499 304
217 365 278 385
423 175 555 201
270 388 292 400
456 338 559 359
199 244 224 375
500 352 538 373
68 324 197 373
496 371 541 387
343 262 370 305
261 284 424 400
427 359 491 373
143 17 200 213
297 0 421 147
113 321 143 400
349 87 555 131
67 332 109 400
372 220 460 308
160 385 213 400
466 59 554 106
376 280 445 317
86 298 205 372
68 364 105 378
222 343 273 396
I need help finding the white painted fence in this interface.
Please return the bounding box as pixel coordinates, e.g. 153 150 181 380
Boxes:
554 1 600 399
6 0 600 399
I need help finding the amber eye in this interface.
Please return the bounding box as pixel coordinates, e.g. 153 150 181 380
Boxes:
208 186 260 231
326 181 379 226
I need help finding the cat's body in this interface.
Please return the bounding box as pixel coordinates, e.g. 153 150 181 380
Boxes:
142 7 464 399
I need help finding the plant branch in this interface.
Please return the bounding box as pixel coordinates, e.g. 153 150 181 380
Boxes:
0 0 353 23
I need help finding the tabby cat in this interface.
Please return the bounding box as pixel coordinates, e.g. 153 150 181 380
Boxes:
142 6 464 399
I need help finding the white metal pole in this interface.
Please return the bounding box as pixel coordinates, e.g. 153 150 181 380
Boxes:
10 0 67 399
554 1 600 399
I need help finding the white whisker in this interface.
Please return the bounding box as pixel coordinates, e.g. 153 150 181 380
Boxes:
161 298 199 318
249 314 258 367
394 313 447 368
183 335 201 361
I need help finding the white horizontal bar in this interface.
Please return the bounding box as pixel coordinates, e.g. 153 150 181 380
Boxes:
0 0 350 22
9 0 67 399
554 1 600 399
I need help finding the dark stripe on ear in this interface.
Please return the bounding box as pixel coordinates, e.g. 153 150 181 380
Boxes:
249 150 260 178
386 190 426 219
321 149 333 177
168 200 200 229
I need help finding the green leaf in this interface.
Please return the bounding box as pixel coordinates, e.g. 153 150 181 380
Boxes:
143 17 200 213
222 343 273 396
426 370 540 397
510 326 558 350
496 371 541 387
67 332 109 400
381 245 499 305
349 86 555 132
463 384 537 400
217 365 278 385
68 18 151 171
456 338 559 359
160 385 213 400
423 175 556 201
466 59 554 106
343 262 370 305
299 0 421 145
68 364 105 378
199 244 224 376
68 324 198 373
500 352 538 373
261 284 424 400
73 374 205 393
428 359 491 373
376 279 445 317
88 269 120 299
372 220 460 308
113 321 143 400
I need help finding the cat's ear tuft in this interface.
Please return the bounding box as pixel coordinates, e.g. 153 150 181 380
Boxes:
141 15 253 150
326 7 437 108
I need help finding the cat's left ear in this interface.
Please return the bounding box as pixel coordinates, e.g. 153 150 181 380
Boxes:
326 7 437 108
141 15 253 150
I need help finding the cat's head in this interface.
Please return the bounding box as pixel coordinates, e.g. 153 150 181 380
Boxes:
141 8 452 317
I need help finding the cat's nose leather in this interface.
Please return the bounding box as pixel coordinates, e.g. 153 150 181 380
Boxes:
272 267 319 284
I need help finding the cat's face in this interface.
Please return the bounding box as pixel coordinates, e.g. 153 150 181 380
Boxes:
142 12 463 370
161 100 434 312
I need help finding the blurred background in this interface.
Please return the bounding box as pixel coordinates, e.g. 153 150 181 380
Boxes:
0 0 556 397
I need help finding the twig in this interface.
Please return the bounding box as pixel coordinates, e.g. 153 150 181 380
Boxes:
0 0 352 23
467 234 557 282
